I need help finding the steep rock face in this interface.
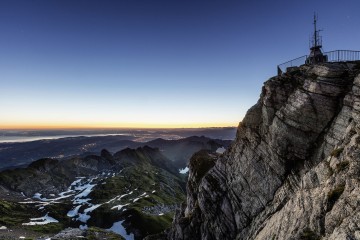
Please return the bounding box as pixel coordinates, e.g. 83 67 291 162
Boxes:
168 62 360 240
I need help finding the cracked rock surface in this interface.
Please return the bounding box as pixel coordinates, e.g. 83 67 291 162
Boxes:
167 62 360 240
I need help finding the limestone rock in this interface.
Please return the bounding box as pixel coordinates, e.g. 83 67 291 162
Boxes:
167 62 360 240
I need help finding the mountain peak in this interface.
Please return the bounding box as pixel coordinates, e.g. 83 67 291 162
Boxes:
167 61 360 240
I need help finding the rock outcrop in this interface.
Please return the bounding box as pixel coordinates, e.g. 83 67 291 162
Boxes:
168 62 360 240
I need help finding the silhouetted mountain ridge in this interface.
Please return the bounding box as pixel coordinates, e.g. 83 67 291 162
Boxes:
0 135 232 170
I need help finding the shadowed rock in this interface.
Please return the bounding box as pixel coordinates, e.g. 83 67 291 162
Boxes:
167 62 360 240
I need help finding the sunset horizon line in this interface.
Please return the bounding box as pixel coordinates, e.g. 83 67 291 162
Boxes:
0 122 239 131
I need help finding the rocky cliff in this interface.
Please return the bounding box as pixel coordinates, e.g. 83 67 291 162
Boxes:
167 62 360 240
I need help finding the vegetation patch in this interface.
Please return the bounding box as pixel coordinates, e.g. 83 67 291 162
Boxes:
126 208 173 237
87 205 122 228
330 148 344 157
335 161 349 173
327 184 345 211
86 227 125 240
0 200 37 226
324 161 334 177
45 203 73 224
24 223 64 234
87 162 185 238
299 228 320 240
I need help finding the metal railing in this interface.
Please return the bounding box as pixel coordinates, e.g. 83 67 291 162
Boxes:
277 55 308 73
277 50 360 74
325 50 360 62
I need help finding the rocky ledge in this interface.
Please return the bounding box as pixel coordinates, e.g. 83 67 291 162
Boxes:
167 62 360 240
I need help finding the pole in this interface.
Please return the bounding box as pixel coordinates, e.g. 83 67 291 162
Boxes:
314 13 317 47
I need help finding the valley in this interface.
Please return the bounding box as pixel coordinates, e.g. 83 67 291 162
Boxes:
0 132 231 239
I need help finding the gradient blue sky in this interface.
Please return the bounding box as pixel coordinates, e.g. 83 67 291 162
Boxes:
1 0 360 129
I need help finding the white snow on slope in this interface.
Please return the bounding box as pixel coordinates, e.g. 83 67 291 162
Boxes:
179 167 189 174
22 213 59 225
105 191 134 204
66 178 100 223
84 204 102 213
73 182 96 200
77 213 91 223
67 205 82 217
32 191 73 203
216 147 226 154
20 171 135 230
108 221 134 240
111 203 129 211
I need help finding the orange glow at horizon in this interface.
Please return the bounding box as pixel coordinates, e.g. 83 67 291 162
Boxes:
0 121 238 130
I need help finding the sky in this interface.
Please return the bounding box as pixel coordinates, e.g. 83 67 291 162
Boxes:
1 0 360 129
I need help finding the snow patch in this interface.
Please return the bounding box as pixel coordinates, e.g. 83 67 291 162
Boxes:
216 147 226 154
68 178 100 223
84 204 102 213
179 167 189 174
58 189 74 197
108 221 134 240
79 224 88 230
120 191 133 199
105 196 118 204
32 191 73 203
22 213 59 225
0 226 7 230
105 191 134 204
67 205 82 217
77 213 91 223
73 198 91 205
111 203 129 211
71 178 84 186
73 183 96 199
33 193 47 201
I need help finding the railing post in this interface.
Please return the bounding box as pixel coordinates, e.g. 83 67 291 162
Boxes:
277 51 359 74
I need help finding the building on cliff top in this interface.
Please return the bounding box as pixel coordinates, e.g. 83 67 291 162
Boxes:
277 14 360 75
305 14 328 65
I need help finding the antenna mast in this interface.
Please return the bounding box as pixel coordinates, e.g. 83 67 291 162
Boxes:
314 13 317 47
306 13 327 64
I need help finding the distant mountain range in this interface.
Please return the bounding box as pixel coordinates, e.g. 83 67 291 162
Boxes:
0 134 231 239
0 131 234 170
0 146 186 239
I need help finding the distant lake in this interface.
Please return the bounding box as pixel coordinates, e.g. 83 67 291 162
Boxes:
0 128 236 143
0 134 129 143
